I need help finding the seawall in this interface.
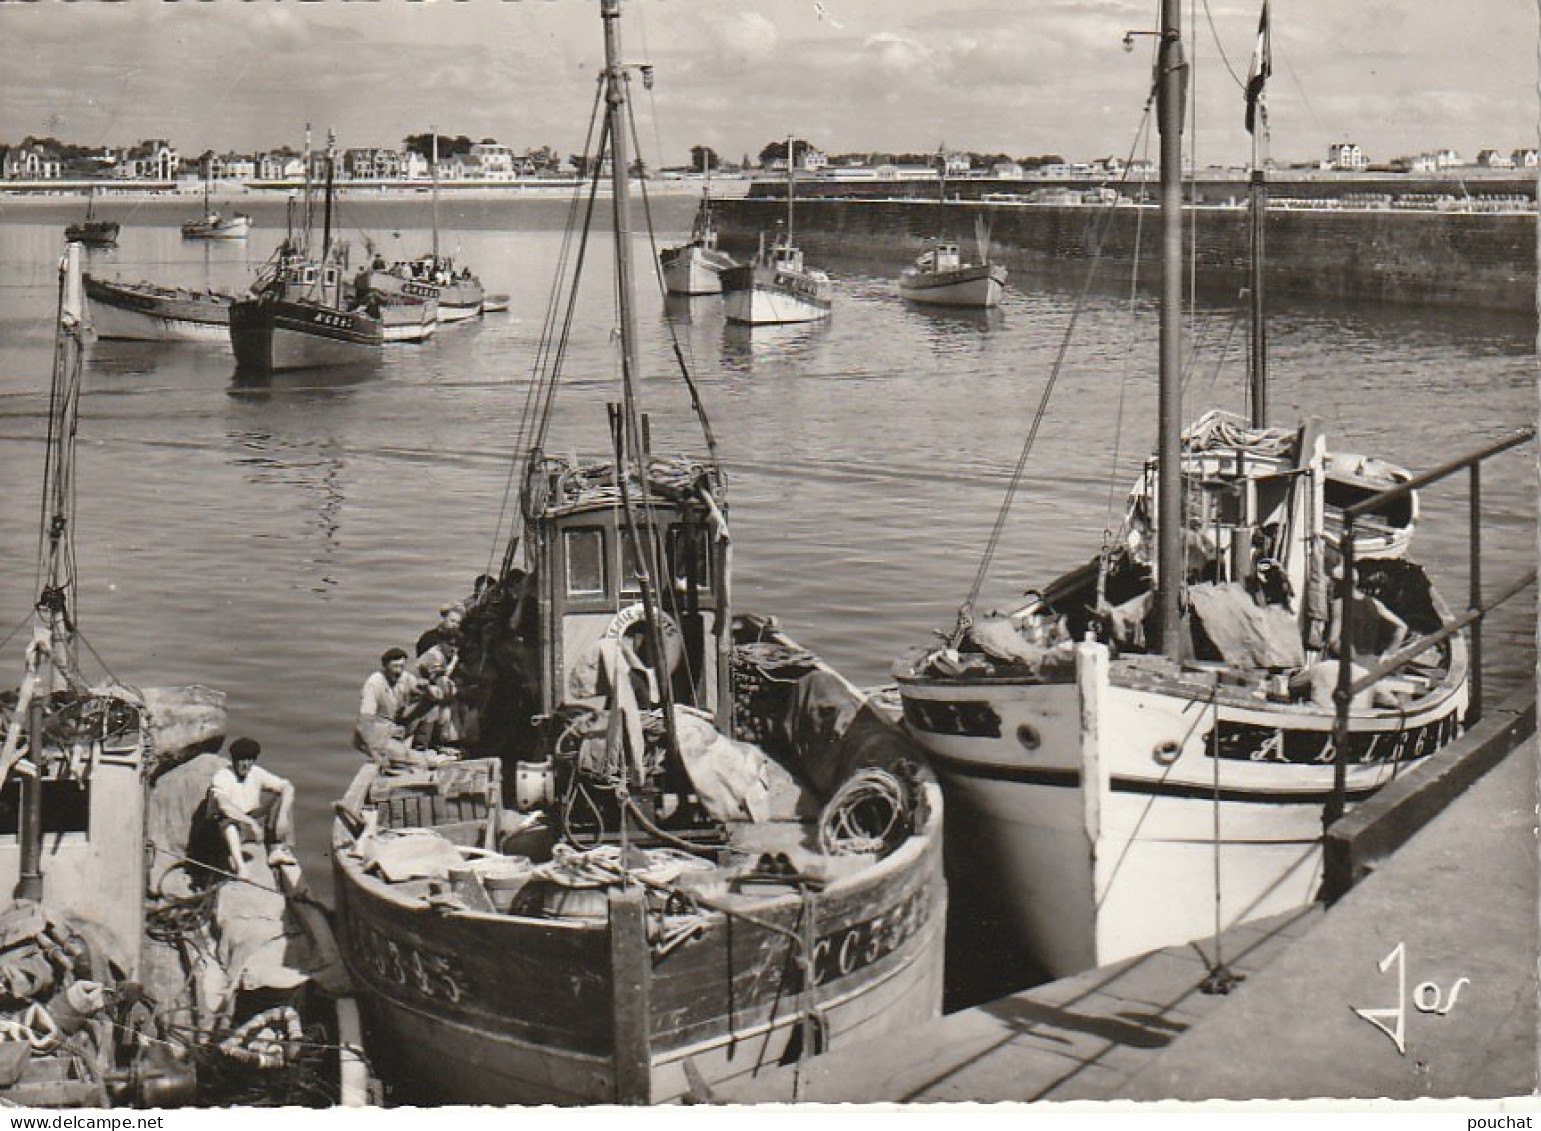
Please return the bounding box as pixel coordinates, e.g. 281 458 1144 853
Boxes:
712 196 1536 313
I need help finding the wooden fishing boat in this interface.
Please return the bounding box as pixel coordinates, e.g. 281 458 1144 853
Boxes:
354 132 484 323
899 172 1007 309
330 1 944 1105
83 274 234 343
181 212 252 241
898 242 1007 308
892 1 1468 981
721 137 832 325
661 167 737 296
373 295 439 344
229 133 383 374
64 189 118 247
0 243 366 1107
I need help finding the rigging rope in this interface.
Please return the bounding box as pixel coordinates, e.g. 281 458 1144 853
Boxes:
955 79 1166 644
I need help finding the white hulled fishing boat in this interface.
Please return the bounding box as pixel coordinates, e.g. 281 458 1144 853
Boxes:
720 138 832 325
83 275 235 343
892 1 1468 980
660 164 737 296
330 2 943 1105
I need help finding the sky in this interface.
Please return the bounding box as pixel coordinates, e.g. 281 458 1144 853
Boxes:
0 0 1535 171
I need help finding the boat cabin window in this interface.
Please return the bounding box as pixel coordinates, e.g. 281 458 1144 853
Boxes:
323 266 338 288
0 780 89 838
301 266 317 286
564 528 607 597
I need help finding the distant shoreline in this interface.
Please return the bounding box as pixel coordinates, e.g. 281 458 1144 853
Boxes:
0 179 752 205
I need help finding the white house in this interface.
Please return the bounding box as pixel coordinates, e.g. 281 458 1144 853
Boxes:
3 143 62 180
1476 149 1514 169
469 142 517 180
1328 142 1367 171
116 139 178 180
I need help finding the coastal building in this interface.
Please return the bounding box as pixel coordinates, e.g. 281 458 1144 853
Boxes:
1513 148 1539 169
258 149 305 182
1477 149 1515 169
115 139 178 180
469 141 518 180
1328 142 1368 171
2 142 63 180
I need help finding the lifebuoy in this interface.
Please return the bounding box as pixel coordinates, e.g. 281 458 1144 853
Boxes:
603 604 684 676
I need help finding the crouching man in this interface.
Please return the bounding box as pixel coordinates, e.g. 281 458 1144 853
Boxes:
207 737 295 879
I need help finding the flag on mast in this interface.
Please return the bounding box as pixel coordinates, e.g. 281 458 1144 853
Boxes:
1245 1 1272 135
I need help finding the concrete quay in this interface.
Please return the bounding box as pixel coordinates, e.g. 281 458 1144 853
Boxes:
716 704 1538 1106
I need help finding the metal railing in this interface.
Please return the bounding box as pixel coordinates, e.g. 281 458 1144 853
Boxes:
1324 426 1536 829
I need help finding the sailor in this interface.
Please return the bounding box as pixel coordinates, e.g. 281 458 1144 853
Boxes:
416 601 465 656
205 738 294 880
354 647 414 764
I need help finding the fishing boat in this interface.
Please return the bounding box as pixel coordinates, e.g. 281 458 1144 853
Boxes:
898 240 1007 308
182 171 252 240
229 133 383 374
64 189 118 247
353 131 484 323
660 162 737 296
892 0 1468 981
899 165 1007 309
330 0 944 1105
0 243 365 1107
83 274 235 343
720 137 833 325
374 295 439 344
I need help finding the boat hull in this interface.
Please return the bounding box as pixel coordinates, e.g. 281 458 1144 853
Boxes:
378 299 439 343
661 245 735 296
181 215 252 240
84 275 232 342
65 221 119 247
899 263 1007 308
898 637 1467 978
229 296 383 373
720 262 833 325
360 271 483 322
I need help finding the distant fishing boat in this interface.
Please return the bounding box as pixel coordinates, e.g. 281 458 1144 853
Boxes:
330 2 944 1105
898 240 1007 308
83 274 234 342
660 161 737 295
229 131 383 374
181 172 252 240
353 130 485 323
899 167 1007 308
720 136 833 325
64 188 118 247
0 242 364 1107
376 293 439 343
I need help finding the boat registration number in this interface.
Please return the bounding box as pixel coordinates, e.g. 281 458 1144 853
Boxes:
311 310 357 331
348 913 468 1004
810 887 930 986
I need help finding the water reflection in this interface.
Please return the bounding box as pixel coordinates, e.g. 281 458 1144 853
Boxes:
902 302 1004 334
227 430 347 595
228 362 381 398
718 319 830 371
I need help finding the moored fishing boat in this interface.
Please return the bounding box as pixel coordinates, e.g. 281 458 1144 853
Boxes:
374 294 439 343
181 212 252 241
229 133 383 375
0 243 363 1107
898 241 1007 308
83 274 235 343
720 137 832 325
330 1 944 1105
892 1 1469 981
660 168 737 296
354 131 485 323
64 189 117 247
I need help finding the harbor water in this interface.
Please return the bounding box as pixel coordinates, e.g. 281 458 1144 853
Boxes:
0 195 1532 983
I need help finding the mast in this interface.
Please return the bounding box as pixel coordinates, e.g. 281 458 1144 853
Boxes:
302 123 313 256
600 0 682 763
1155 0 1187 658
322 131 335 266
431 126 441 261
785 133 795 246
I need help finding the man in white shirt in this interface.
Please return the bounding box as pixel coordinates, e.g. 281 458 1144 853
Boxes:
354 647 413 764
207 737 294 879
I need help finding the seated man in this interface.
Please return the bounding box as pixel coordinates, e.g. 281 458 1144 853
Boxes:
206 737 294 879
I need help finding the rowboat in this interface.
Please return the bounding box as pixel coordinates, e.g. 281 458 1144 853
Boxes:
83 274 234 343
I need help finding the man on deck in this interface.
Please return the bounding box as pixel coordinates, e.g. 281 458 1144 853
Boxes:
206 737 294 879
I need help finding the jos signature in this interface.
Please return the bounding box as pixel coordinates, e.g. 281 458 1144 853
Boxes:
1352 941 1470 1054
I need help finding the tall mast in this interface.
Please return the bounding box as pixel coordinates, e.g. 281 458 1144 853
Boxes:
431 126 441 261
1155 0 1187 659
786 134 795 245
322 130 335 265
302 123 313 256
